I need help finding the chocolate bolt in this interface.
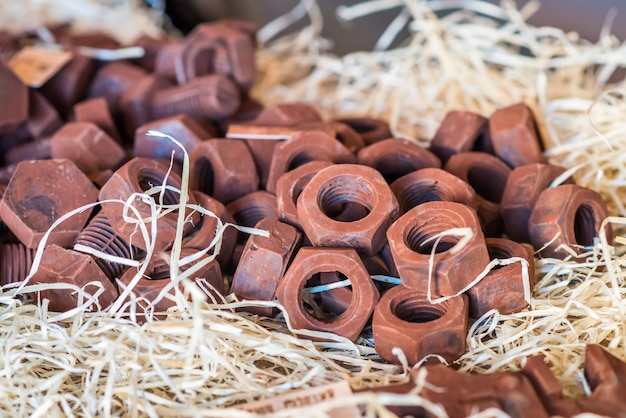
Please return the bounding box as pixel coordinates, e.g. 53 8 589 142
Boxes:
74 212 143 282
429 110 490 163
275 247 379 341
132 35 171 72
231 218 301 317
0 60 28 134
41 54 94 117
29 244 118 312
151 74 240 121
357 137 441 183
0 159 99 249
73 97 121 143
119 74 172 139
0 243 35 287
51 122 126 175
335 117 392 145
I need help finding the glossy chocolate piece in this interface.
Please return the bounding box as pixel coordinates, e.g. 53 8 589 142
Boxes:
489 102 543 168
134 115 212 165
119 74 172 139
41 54 94 117
429 110 489 163
466 237 534 318
501 163 574 243
189 138 259 204
98 158 199 252
298 164 399 257
87 61 147 113
73 97 121 143
357 137 441 183
387 201 489 296
51 122 126 175
336 117 392 145
27 90 62 139
0 60 28 134
373 285 468 364
0 243 35 287
390 167 477 214
529 184 611 259
151 74 240 121
0 159 98 249
275 247 379 341
231 218 301 317
444 151 511 237
29 244 118 312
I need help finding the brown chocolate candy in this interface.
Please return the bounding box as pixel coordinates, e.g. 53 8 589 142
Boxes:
429 110 489 163
5 138 51 166
275 247 379 341
0 159 99 249
0 243 35 287
41 55 94 117
336 117 392 145
119 74 173 139
0 60 28 134
87 61 147 113
73 97 121 143
27 89 62 139
231 218 301 317
387 201 489 296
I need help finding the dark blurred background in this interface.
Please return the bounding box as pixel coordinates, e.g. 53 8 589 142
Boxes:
165 0 626 54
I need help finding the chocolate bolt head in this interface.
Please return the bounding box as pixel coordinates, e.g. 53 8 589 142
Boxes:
98 158 199 252
465 238 534 318
0 159 99 249
51 122 126 175
429 110 489 163
501 163 574 243
189 138 259 204
390 168 477 214
134 115 213 165
275 247 379 341
120 74 173 139
444 151 511 237
335 117 392 145
0 60 28 134
298 164 399 257
231 218 301 317
528 184 611 259
357 137 441 183
489 102 544 168
373 286 468 364
387 201 489 296
41 55 94 117
29 244 118 312
73 97 121 143
151 74 240 121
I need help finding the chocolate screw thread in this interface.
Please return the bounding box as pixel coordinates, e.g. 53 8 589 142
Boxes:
74 213 144 281
0 243 35 287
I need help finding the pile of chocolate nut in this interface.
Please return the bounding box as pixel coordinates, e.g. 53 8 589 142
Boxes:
0 17 614 374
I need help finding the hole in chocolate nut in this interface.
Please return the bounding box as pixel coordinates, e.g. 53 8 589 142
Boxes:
375 155 419 184
400 182 445 213
318 176 373 222
192 157 215 197
574 203 596 246
345 119 375 134
138 168 180 206
287 152 318 172
394 296 445 323
302 271 352 322
486 242 512 271
467 165 506 203
405 223 460 254
150 259 170 280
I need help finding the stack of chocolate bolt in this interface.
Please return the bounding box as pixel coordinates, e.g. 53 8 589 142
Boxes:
0 20 612 375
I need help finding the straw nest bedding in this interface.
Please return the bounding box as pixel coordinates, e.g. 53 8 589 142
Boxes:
2 0 626 416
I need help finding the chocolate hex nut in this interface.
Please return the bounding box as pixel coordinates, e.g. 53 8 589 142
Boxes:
231 218 301 317
465 237 534 318
265 130 356 194
41 54 94 117
336 117 392 145
387 201 490 296
297 164 399 257
51 122 126 175
357 137 441 183
189 138 259 204
0 60 28 134
501 163 574 243
372 285 468 364
0 159 99 249
489 102 543 168
29 244 118 312
391 168 477 214
444 151 511 237
73 97 121 143
275 247 379 341
98 158 199 252
429 110 489 163
134 115 213 165
529 184 611 259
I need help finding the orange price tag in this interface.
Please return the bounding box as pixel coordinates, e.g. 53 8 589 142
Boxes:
8 47 73 88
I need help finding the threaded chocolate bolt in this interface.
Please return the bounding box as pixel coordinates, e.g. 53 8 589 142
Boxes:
151 74 240 121
74 213 144 281
0 243 35 287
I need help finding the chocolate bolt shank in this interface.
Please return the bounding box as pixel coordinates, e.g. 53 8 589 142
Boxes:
0 243 35 287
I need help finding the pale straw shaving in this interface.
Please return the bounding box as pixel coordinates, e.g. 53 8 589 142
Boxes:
2 0 626 415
